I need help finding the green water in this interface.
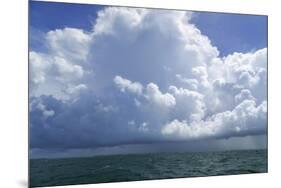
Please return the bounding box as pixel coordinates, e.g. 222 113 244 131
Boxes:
30 149 267 187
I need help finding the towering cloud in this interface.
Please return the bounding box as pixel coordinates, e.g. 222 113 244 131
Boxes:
29 7 267 149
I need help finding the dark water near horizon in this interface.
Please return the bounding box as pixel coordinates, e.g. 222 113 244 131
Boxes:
30 149 267 187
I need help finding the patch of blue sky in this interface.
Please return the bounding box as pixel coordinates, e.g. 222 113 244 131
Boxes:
191 12 267 56
30 1 104 31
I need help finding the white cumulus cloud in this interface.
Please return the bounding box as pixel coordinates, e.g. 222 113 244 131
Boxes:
114 75 143 95
162 99 267 140
29 7 267 149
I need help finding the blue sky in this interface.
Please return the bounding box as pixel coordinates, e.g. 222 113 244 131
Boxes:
192 12 267 56
30 1 103 31
30 1 267 57
29 1 267 158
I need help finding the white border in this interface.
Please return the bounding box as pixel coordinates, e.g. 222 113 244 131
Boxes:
1 0 280 187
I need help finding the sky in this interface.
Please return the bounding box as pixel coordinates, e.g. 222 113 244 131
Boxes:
29 1 268 158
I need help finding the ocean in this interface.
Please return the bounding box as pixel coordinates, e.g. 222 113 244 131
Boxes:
30 149 267 187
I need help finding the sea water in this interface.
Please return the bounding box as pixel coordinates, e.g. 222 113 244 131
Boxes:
30 149 267 187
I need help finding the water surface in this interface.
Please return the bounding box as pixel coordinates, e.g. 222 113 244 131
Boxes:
30 149 267 187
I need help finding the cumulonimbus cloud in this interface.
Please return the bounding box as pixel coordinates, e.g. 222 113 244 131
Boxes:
29 7 267 149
